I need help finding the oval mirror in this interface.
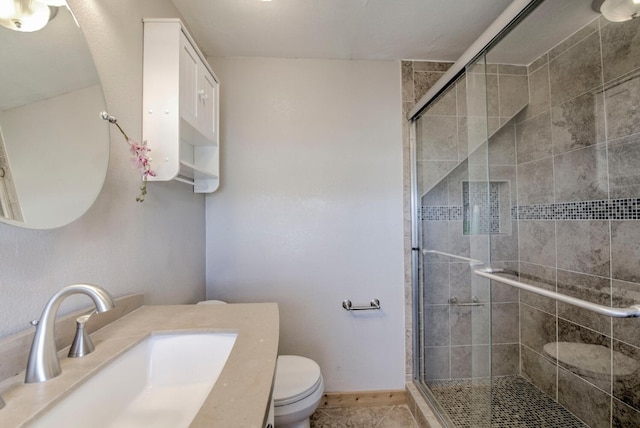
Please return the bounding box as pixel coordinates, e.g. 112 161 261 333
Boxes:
0 2 109 229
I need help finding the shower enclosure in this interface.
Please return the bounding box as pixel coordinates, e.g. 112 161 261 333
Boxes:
410 0 640 426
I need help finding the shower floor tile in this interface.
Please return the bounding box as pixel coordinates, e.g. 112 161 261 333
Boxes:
428 376 588 428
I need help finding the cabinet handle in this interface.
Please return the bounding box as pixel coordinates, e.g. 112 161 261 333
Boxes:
198 89 208 101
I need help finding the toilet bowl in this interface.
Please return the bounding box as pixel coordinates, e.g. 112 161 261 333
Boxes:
197 300 325 428
273 355 324 428
543 342 639 382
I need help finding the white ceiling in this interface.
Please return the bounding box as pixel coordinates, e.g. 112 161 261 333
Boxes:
170 0 515 61
0 0 603 114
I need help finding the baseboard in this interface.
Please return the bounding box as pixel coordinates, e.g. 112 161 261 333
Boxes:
319 389 406 408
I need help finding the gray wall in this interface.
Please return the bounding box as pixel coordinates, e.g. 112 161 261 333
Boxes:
516 16 640 427
0 0 206 339
412 16 640 428
413 63 527 381
401 61 454 382
205 57 406 392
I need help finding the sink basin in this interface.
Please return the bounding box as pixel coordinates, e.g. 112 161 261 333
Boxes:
27 332 238 428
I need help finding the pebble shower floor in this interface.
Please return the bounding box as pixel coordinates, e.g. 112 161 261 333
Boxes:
429 376 588 427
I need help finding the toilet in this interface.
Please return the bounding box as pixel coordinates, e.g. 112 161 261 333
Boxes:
273 355 324 428
197 300 324 428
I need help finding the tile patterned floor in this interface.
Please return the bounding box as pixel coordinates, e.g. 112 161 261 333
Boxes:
428 376 588 428
311 404 420 428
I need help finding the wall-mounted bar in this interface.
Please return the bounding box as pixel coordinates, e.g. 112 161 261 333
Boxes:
422 250 484 266
342 299 381 311
174 175 195 186
474 268 640 318
449 296 484 307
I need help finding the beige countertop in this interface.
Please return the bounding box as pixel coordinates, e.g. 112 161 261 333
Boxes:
0 303 280 428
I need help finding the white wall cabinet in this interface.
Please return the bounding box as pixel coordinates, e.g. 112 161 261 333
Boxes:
143 19 220 193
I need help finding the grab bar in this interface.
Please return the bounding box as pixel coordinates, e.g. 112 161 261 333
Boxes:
342 299 381 311
474 268 640 318
449 296 484 307
422 250 484 265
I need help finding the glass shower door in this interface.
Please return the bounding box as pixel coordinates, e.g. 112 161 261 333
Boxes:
413 1 640 426
414 56 494 427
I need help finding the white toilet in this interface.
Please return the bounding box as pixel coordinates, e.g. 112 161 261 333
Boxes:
197 300 324 428
273 355 324 428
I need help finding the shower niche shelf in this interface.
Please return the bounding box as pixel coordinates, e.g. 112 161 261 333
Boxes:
142 18 220 193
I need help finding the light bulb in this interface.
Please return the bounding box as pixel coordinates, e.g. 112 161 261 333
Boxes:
0 0 16 18
0 0 53 32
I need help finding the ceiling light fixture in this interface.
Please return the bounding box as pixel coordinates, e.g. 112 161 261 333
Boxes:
597 0 640 22
38 0 66 5
0 0 64 32
0 0 16 18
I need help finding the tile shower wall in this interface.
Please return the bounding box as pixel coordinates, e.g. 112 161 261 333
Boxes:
514 17 640 427
402 60 454 382
416 64 527 382
407 16 640 427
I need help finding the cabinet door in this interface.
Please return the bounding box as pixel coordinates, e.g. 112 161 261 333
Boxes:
198 70 217 142
179 34 199 130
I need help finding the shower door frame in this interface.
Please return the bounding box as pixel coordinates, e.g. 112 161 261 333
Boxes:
408 1 545 426
410 64 495 427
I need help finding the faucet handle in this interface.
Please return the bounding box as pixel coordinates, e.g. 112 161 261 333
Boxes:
68 311 95 358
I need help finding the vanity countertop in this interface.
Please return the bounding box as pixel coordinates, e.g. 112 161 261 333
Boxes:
0 303 280 428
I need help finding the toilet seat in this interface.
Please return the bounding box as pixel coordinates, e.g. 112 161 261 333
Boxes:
274 355 323 407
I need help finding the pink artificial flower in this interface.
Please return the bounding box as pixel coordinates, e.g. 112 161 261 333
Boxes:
127 138 156 179
102 112 156 202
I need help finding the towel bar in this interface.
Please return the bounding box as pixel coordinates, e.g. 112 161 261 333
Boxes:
342 299 381 311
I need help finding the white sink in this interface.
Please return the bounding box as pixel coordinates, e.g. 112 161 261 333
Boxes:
27 332 238 428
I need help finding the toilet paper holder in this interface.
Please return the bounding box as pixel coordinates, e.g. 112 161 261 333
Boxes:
342 299 380 311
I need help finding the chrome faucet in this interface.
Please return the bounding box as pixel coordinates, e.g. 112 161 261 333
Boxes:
68 311 96 358
25 284 115 384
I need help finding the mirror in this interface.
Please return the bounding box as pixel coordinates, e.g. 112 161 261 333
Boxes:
0 3 109 229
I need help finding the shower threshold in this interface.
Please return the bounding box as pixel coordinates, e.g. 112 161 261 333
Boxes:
428 375 587 428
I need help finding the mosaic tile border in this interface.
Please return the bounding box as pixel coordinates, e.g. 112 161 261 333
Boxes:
516 198 640 220
421 206 463 221
421 198 640 221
